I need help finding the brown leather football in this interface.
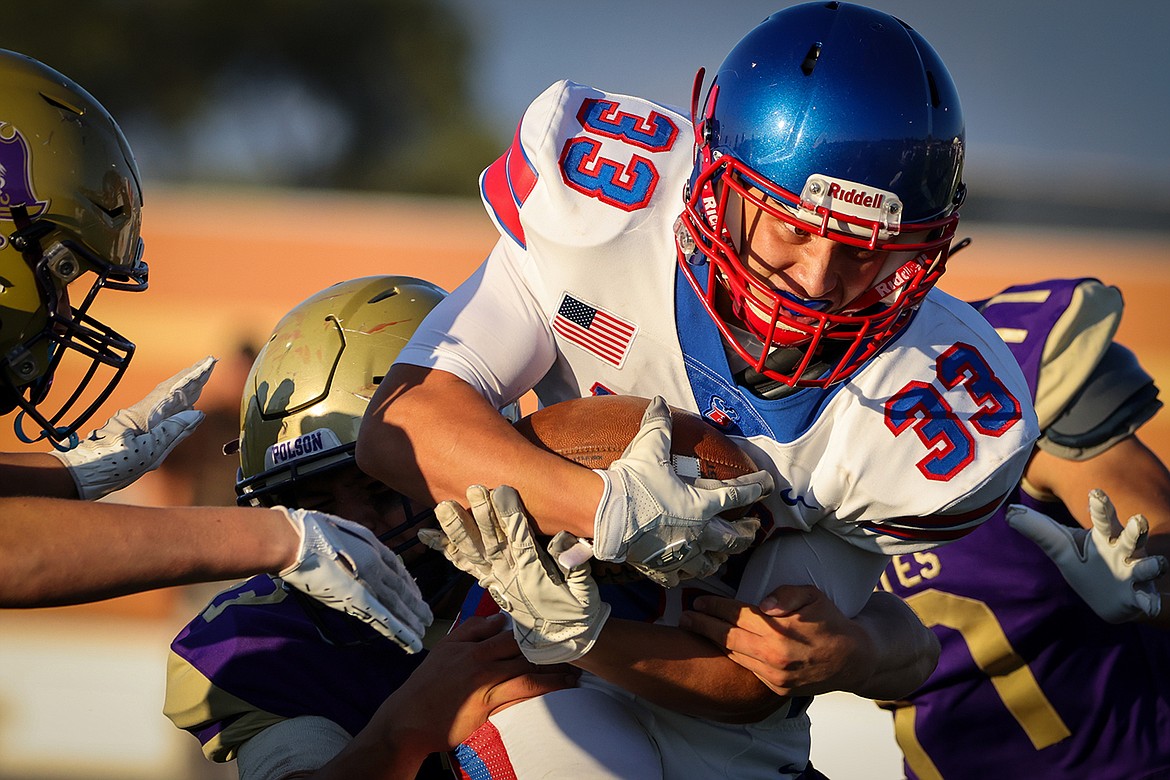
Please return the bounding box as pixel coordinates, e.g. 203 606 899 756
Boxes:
512 394 759 479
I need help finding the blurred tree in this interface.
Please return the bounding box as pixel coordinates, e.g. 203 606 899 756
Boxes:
0 0 501 196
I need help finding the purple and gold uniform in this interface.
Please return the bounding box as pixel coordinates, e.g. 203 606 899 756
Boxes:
880 278 1170 779
164 573 425 763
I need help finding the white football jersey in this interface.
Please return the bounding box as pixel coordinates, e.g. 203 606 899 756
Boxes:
398 79 1038 565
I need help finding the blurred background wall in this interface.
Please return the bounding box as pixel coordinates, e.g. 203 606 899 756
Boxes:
1 1 1167 778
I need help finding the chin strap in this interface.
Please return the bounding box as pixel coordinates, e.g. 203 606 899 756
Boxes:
13 410 79 450
734 345 837 400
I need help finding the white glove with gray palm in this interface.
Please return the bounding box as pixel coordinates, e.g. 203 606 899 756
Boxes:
590 396 772 587
1007 488 1165 623
421 484 610 664
50 356 216 499
275 506 433 653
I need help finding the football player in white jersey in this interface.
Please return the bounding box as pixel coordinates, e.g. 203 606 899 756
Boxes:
358 3 1038 777
0 50 431 651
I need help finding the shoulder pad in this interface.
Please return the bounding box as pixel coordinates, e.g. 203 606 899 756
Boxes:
479 80 689 250
982 279 1121 429
1040 341 1163 460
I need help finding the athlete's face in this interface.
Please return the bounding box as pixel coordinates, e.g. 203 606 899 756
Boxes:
292 466 434 565
724 187 888 320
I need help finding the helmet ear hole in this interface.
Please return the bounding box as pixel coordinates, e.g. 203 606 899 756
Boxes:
953 183 968 209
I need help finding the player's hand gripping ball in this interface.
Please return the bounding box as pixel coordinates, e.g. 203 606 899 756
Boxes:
513 395 772 586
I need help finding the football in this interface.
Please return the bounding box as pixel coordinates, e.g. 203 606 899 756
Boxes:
512 394 759 480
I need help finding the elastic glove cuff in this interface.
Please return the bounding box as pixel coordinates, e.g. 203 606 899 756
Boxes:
591 469 627 562
517 602 613 665
274 506 315 578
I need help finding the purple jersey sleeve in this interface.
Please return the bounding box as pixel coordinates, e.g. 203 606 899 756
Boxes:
879 278 1170 778
165 574 424 760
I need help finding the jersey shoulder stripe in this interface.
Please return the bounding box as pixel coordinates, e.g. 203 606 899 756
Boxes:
480 122 539 248
863 489 1009 542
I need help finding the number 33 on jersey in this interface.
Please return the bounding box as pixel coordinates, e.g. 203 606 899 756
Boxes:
457 80 1037 558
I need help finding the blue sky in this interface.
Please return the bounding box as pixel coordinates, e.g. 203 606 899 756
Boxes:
444 0 1170 201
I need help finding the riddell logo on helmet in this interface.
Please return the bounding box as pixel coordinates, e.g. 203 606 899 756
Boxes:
801 175 901 235
828 182 883 210
872 260 923 299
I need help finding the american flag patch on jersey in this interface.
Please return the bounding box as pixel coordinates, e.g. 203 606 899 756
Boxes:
552 294 637 368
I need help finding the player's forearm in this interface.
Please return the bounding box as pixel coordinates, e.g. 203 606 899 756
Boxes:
843 590 939 700
357 364 600 538
0 453 78 498
301 726 429 780
574 618 784 723
0 499 298 607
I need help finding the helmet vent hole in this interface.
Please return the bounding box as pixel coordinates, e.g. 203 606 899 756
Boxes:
94 202 125 219
926 71 941 107
38 92 85 116
801 43 823 76
368 288 400 304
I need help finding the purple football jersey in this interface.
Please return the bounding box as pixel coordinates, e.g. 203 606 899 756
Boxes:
167 574 424 754
880 278 1170 779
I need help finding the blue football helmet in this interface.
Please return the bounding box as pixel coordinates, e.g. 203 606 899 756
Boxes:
677 2 966 388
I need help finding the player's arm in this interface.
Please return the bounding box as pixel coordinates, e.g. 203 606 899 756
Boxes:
357 254 767 584
678 521 939 700
355 252 601 539
0 356 215 500
574 617 786 723
0 497 434 651
0 499 297 606
1008 330 1169 626
1022 435 1170 627
0 452 77 497
236 615 576 780
424 484 782 722
360 363 603 539
681 585 940 701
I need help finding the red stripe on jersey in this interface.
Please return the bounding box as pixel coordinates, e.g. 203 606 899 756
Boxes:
480 123 537 249
455 721 518 780
863 490 1008 542
506 128 537 202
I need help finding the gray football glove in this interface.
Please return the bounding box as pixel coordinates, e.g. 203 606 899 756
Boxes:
591 396 770 586
275 506 433 653
422 485 610 664
1007 489 1165 623
50 356 215 500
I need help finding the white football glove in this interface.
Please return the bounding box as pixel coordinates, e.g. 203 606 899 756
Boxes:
1007 489 1166 623
50 356 216 500
275 506 433 653
421 485 610 664
590 396 771 587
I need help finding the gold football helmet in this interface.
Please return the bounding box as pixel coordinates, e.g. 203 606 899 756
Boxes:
236 275 449 508
236 275 521 610
0 50 148 444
